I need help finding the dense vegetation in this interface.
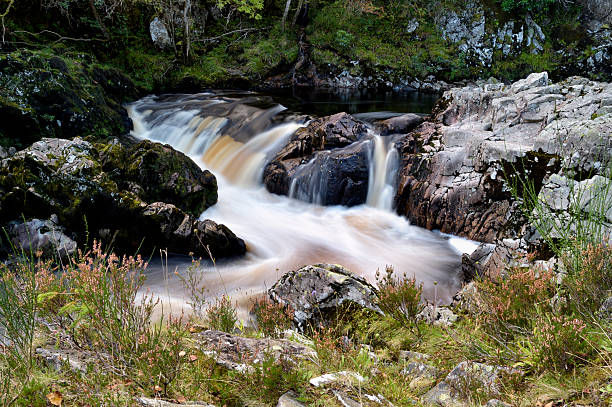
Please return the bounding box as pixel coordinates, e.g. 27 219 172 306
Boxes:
0 0 604 95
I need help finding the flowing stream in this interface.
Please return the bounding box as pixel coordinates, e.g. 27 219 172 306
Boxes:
128 91 477 316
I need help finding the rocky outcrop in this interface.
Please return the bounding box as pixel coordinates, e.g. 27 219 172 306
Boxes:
6 217 77 260
193 329 317 372
422 362 521 407
0 50 136 149
395 73 612 249
263 113 372 206
0 137 245 258
269 264 381 330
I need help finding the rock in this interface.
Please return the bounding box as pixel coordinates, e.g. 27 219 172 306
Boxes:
124 140 218 215
399 350 431 363
417 305 458 327
264 113 371 206
193 330 316 372
378 113 424 135
287 140 371 206
137 397 214 407
510 72 549 93
402 362 439 390
599 296 612 320
149 17 172 49
269 264 381 330
277 392 307 407
483 400 511 407
450 282 483 315
309 371 365 387
395 74 612 246
0 49 135 149
422 362 521 407
7 218 77 260
0 137 245 259
36 347 94 373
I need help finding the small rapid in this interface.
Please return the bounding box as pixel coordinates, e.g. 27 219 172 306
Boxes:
128 92 476 315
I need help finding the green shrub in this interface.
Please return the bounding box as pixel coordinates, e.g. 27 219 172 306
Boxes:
335 29 354 50
251 297 294 338
527 313 595 372
477 266 555 334
375 266 424 330
206 295 237 333
561 241 612 315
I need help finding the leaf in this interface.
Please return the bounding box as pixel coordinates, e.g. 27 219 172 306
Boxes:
37 291 59 305
46 391 63 406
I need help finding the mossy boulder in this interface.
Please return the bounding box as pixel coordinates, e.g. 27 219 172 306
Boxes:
123 140 218 215
0 49 137 149
0 137 244 259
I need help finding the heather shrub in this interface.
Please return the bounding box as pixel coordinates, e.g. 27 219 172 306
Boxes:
477 266 555 334
206 295 237 333
375 266 424 329
251 297 294 337
561 241 612 314
526 313 595 372
176 258 207 320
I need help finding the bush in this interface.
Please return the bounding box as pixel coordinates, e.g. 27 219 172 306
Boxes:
527 313 595 372
206 295 237 333
375 266 424 329
561 241 612 315
251 297 294 338
477 266 555 334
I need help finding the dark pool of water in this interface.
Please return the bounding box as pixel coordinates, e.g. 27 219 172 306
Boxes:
265 87 440 118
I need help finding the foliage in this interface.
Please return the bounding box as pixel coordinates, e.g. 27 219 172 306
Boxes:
477 266 555 334
206 295 237 332
561 241 612 315
176 258 207 319
375 266 424 329
217 0 264 19
251 297 294 338
499 0 559 13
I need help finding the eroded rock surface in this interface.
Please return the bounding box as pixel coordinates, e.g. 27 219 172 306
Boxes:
395 73 612 251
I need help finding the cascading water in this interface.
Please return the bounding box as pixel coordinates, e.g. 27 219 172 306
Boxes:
128 92 477 316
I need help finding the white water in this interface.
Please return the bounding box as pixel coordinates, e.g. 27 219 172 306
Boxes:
128 93 478 315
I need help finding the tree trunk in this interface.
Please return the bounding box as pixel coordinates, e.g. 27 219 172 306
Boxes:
182 0 191 64
88 0 110 40
281 0 292 31
292 0 305 26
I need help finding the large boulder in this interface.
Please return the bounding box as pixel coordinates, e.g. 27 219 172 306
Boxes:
0 50 136 149
6 217 77 260
263 113 371 206
395 74 612 245
0 137 244 259
269 264 381 330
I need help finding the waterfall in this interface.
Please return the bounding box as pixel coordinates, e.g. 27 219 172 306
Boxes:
128 92 471 316
366 134 400 211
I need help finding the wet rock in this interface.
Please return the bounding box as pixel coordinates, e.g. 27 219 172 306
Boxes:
264 113 371 206
378 113 424 135
417 305 458 327
149 17 172 49
422 362 521 407
193 330 316 372
269 264 381 330
7 218 77 260
309 371 365 387
277 391 307 407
